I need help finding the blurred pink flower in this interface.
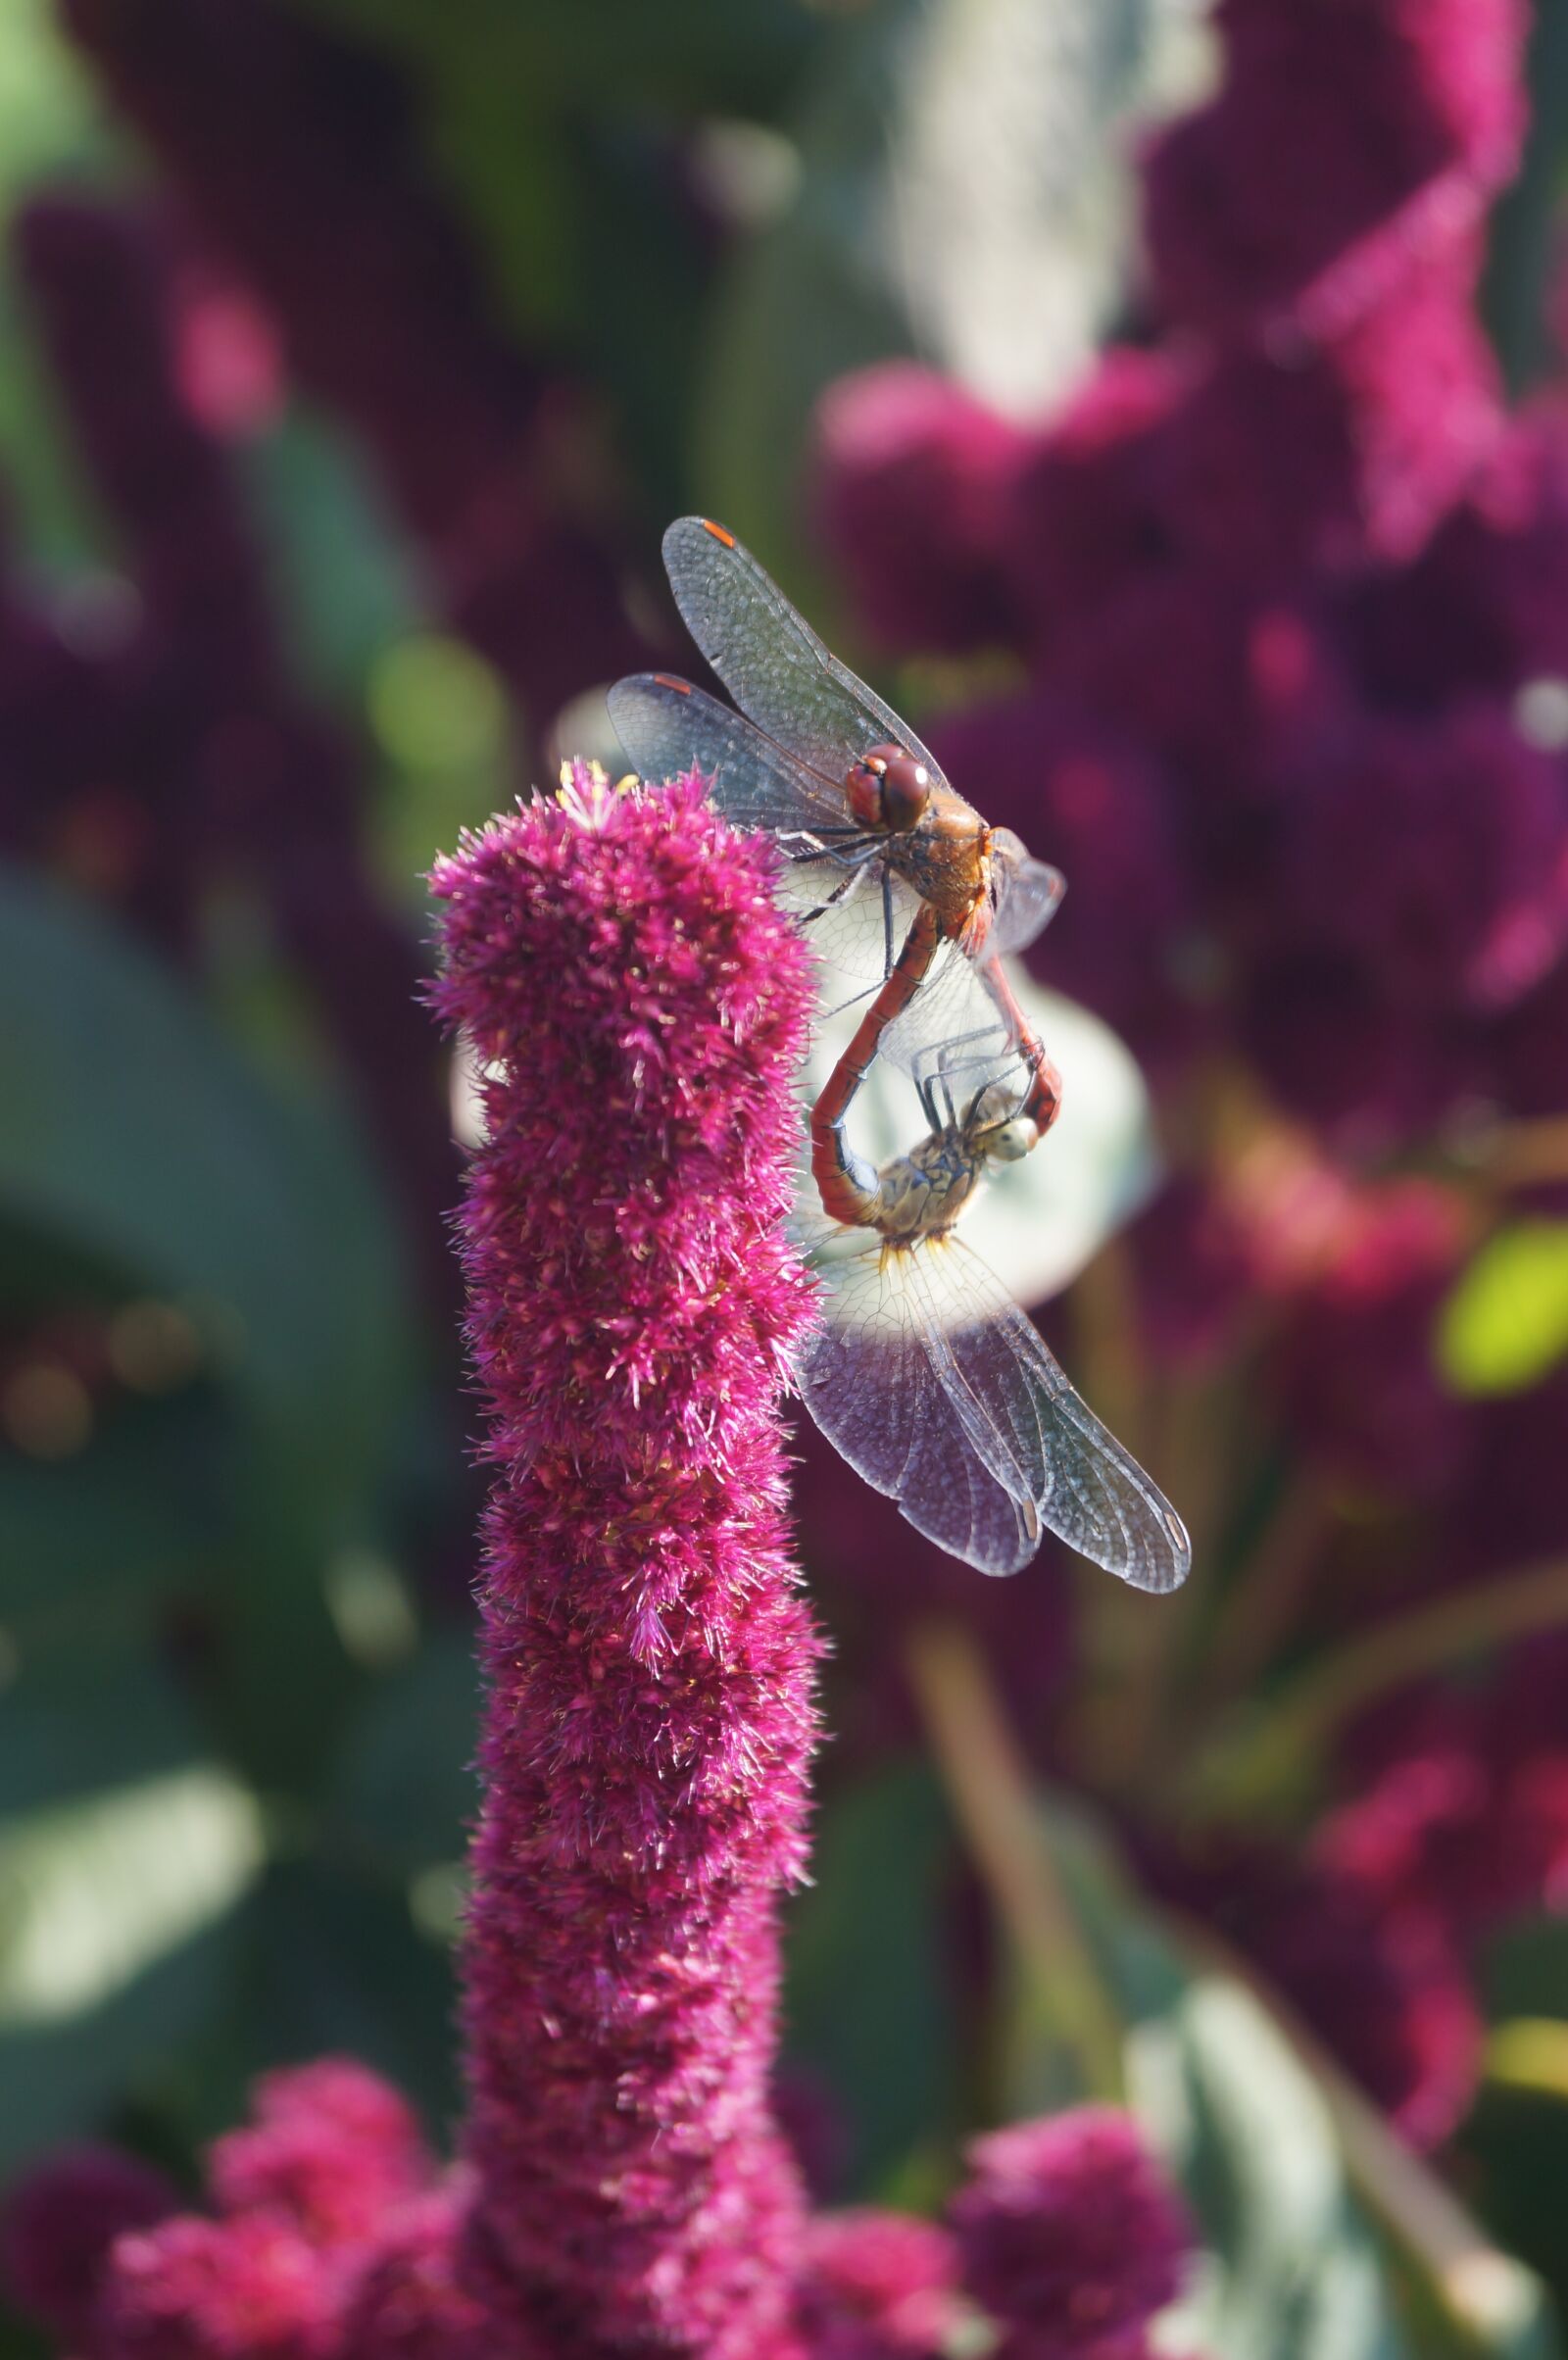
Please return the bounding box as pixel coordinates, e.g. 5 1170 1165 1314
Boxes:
208 2062 432 2254
1326 1643 1568 1936
797 2211 961 2358
948 2110 1194 2360
336 2188 490 2360
1268 1179 1473 1496
812 365 1030 654
101 2214 341 2360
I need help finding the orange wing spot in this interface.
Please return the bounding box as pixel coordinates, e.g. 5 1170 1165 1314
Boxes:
701 518 738 548
652 673 693 694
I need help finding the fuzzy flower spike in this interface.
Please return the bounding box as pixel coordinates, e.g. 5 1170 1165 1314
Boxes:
429 762 821 2357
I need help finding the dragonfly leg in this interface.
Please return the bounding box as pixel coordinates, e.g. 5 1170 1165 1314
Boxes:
984 960 1063 1135
799 854 874 929
811 901 942 1223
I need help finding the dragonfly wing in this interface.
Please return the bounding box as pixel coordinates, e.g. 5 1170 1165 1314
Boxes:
906 1237 1192 1594
610 671 913 985
608 672 845 831
662 516 954 790
988 850 1067 960
796 1233 1040 1576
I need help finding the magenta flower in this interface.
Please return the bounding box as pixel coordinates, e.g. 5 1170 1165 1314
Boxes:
1143 0 1525 341
207 2062 432 2254
0 2144 175 2350
796 2211 961 2358
948 2110 1194 2360
429 765 821 2355
1268 1179 1472 1498
101 2214 341 2360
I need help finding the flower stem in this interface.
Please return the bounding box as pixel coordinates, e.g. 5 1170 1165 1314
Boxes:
904 1619 1125 2104
1185 1553 1568 1818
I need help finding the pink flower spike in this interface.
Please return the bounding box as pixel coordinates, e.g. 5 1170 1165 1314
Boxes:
428 764 822 2357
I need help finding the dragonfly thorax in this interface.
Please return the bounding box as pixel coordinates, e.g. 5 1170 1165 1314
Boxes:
870 1129 986 1244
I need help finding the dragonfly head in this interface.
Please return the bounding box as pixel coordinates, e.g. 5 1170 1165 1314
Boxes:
967 1082 1040 1165
847 744 932 834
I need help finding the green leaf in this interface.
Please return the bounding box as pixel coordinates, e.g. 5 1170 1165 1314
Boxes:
237 1859 459 2135
0 1767 264 2030
0 1765 263 2170
0 1395 226 1633
1439 1223 1568 1397
0 866 416 1516
784 1759 956 2193
326 1628 479 1874
1043 1814 1562 2360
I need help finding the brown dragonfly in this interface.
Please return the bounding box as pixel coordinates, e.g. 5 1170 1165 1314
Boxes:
608 517 1065 1222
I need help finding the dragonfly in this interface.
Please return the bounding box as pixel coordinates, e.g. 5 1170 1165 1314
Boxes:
795 1012 1192 1587
608 517 1066 1224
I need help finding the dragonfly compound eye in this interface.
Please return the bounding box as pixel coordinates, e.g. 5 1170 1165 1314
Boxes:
986 1115 1041 1163
848 744 930 833
879 752 932 832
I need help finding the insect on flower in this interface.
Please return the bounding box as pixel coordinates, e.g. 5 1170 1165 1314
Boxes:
608 518 1066 1225
796 995 1192 1587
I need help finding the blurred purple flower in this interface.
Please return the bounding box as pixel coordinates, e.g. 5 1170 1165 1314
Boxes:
1268 1180 1472 1497
948 2110 1194 2360
797 2211 961 2358
1143 0 1526 341
1156 254 1502 576
0 2144 175 2350
812 365 1030 655
1344 415 1568 708
1128 1177 1253 1372
59 0 653 732
429 767 820 2356
1149 1844 1483 2148
11 188 458 1292
1003 351 1186 654
1276 704 1568 1015
929 691 1196 1065
1325 1643 1568 1938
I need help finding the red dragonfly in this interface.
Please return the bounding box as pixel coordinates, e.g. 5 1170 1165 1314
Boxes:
609 518 1066 1222
796 1012 1191 1586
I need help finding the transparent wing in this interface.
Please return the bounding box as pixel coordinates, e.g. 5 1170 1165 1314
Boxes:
878 937 1032 1111
662 516 955 792
988 844 1066 960
611 670 932 989
607 671 847 830
904 1236 1192 1594
796 1226 1040 1576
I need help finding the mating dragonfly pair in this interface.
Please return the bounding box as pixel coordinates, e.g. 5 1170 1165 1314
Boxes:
610 517 1190 1593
